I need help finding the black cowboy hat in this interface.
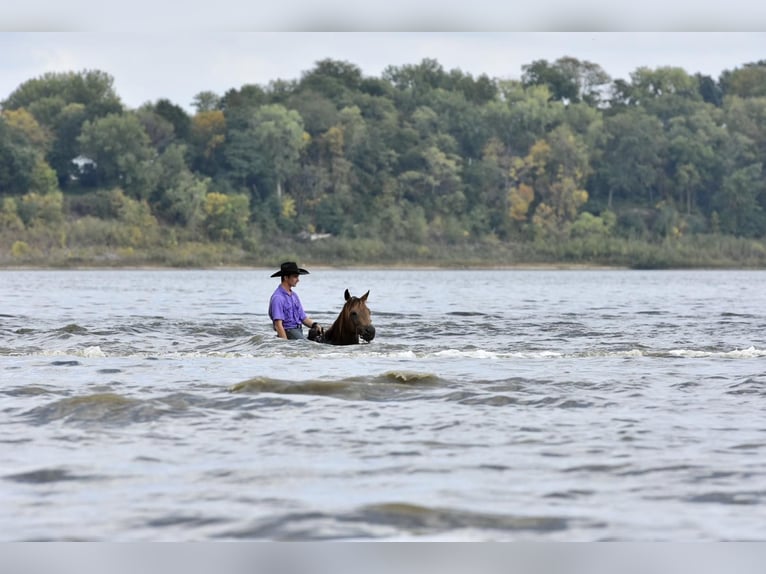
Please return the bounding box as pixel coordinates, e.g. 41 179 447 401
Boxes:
270 261 310 278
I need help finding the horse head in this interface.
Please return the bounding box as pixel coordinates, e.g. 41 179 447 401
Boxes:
342 288 376 343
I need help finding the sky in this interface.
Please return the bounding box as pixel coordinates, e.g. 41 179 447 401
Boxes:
1 2 765 113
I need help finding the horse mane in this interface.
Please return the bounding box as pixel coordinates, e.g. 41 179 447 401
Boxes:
324 294 358 345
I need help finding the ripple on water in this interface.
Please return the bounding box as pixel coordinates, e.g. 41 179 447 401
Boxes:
4 467 104 484
215 502 591 540
228 372 443 402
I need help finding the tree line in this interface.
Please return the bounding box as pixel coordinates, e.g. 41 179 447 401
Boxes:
1 57 766 266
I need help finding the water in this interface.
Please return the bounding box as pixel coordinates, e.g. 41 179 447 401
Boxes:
1 268 766 541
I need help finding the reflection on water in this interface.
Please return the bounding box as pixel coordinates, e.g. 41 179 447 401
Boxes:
2 269 766 540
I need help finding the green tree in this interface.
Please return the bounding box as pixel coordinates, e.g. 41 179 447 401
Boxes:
77 112 158 198
221 84 268 111
712 163 766 236
154 99 191 140
397 143 464 220
489 81 564 155
0 110 59 196
522 57 611 106
696 73 723 106
627 67 703 125
202 192 250 241
136 106 176 152
595 108 665 208
665 104 726 215
0 197 25 231
18 190 65 227
151 144 208 227
0 114 41 195
508 126 591 239
285 90 339 136
189 110 226 176
2 70 122 117
191 91 221 113
723 95 766 162
720 61 766 99
224 104 306 200
2 70 123 185
298 59 364 106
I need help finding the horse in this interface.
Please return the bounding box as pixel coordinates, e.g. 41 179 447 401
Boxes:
309 289 375 345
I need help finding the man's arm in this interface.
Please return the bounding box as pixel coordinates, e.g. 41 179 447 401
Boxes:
302 316 321 331
274 319 287 339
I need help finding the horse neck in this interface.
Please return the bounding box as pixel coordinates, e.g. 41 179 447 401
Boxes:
326 307 355 344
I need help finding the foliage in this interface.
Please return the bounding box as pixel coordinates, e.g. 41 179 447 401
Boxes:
77 112 157 197
18 190 65 227
202 192 250 241
2 57 766 268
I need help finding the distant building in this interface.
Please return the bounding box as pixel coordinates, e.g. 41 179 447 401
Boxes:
298 231 333 241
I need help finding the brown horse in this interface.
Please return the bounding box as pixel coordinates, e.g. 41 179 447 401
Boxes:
309 289 375 345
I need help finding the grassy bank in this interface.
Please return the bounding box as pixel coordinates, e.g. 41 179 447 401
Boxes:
3 228 766 269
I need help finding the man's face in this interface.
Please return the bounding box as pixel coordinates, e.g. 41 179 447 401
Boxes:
286 274 300 287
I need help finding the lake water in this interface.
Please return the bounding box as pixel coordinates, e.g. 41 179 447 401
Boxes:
2 268 766 541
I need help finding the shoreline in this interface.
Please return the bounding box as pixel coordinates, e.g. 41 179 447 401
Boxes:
3 262 762 272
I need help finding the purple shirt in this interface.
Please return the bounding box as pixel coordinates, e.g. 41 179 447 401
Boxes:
269 285 306 329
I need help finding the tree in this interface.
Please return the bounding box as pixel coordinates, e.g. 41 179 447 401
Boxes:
696 73 723 106
522 57 611 106
191 91 221 113
627 67 702 123
0 111 58 196
712 163 766 236
723 95 766 162
77 112 157 198
428 88 489 159
136 106 176 152
2 108 52 153
383 58 447 93
298 59 364 105
285 90 339 136
665 105 725 215
720 61 766 99
224 104 306 200
629 66 701 100
382 58 450 114
490 81 564 155
2 70 122 117
595 108 665 208
17 189 65 228
220 84 268 111
202 192 250 241
467 137 513 237
189 110 226 175
2 70 123 186
154 99 191 141
397 143 464 221
151 144 208 227
508 126 591 239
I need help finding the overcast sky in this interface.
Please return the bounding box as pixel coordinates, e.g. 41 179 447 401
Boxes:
2 2 765 113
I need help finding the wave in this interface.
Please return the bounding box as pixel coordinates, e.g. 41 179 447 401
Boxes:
4 345 766 360
666 347 766 359
215 501 583 540
229 371 443 401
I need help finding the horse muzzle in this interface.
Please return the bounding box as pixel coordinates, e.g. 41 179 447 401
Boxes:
359 325 376 342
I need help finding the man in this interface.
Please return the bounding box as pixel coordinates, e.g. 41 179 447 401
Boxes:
268 261 323 340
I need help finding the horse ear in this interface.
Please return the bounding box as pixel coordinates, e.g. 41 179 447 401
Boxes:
361 290 369 302
344 289 351 301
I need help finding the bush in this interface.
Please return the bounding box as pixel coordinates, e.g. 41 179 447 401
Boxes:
18 191 64 227
203 192 250 241
11 240 33 259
